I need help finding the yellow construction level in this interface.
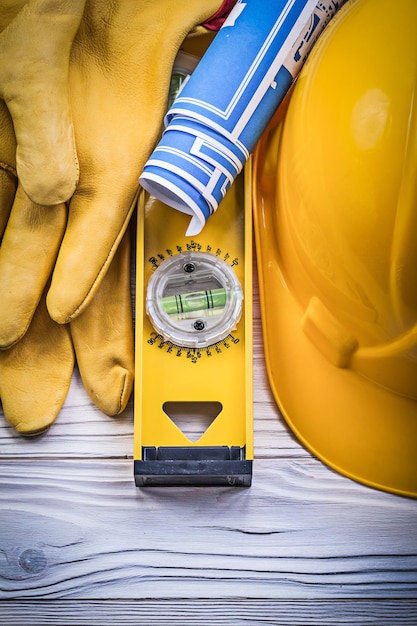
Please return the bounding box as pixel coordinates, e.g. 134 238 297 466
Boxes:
134 162 253 486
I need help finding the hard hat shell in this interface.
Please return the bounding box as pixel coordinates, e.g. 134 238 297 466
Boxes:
253 0 417 497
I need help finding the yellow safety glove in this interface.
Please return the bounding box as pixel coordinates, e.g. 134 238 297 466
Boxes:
45 0 225 324
0 223 134 435
0 0 228 432
0 100 67 348
0 231 134 435
0 286 75 436
0 103 134 434
0 0 83 347
0 98 72 434
70 226 134 418
0 0 86 205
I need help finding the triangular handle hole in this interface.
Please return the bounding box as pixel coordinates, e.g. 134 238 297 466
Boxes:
163 401 223 442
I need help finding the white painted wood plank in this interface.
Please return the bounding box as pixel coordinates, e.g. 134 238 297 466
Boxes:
1 458 416 600
1 599 417 625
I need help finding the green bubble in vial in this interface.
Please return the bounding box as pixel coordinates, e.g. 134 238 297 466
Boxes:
161 288 227 316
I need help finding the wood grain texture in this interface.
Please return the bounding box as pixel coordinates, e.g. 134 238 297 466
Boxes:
1 456 417 601
1 600 417 625
1 273 417 624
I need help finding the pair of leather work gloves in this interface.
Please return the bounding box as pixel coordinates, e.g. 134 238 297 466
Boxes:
0 0 232 435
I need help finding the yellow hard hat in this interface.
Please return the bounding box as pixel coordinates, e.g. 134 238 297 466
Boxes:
253 0 417 497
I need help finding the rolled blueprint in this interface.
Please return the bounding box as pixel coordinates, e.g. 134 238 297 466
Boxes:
140 0 346 235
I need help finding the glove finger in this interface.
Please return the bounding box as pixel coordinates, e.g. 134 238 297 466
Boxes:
0 185 67 348
46 0 224 323
47 182 138 324
0 287 74 436
70 227 134 416
0 0 86 205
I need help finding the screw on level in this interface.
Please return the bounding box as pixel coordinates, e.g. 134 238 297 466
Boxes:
183 262 195 273
193 320 205 331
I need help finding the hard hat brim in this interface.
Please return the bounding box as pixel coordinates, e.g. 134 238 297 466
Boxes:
253 119 417 499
